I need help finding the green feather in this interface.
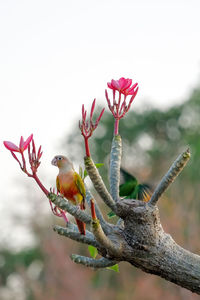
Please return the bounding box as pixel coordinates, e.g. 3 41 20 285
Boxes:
108 168 151 218
120 167 138 182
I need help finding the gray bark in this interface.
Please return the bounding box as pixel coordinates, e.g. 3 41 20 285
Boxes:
101 199 200 294
50 143 200 293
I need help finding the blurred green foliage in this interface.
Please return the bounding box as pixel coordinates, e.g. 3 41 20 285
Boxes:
0 248 43 285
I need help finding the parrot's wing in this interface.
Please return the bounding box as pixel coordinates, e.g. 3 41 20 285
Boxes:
120 167 138 183
119 181 137 197
74 172 86 209
56 176 60 193
119 168 138 196
129 184 151 202
138 184 152 202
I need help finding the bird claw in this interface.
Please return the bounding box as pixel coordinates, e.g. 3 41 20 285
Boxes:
50 187 55 194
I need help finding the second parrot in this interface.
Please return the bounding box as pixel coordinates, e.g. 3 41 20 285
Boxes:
108 167 152 218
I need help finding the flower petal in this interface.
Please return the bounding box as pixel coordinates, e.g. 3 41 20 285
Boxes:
107 82 113 89
19 136 24 151
111 79 120 90
23 134 33 150
3 141 20 152
127 83 138 95
118 77 127 89
122 78 132 90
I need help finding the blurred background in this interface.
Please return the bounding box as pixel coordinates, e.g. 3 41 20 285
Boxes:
1 0 200 299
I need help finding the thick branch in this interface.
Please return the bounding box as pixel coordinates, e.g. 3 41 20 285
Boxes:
54 225 99 248
109 135 122 202
53 193 200 293
115 199 200 294
50 131 199 293
48 193 91 224
149 149 190 206
84 156 116 211
71 255 117 268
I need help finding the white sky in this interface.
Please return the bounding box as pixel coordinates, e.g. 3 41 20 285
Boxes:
1 0 200 248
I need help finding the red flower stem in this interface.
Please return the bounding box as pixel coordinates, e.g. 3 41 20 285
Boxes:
49 199 55 213
114 118 119 136
61 211 69 223
118 92 121 110
84 138 91 157
10 151 23 168
90 199 97 220
21 152 27 172
32 173 49 196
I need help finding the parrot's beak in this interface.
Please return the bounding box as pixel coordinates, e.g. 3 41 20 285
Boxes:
51 157 57 166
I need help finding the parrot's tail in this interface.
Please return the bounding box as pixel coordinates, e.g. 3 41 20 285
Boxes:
75 218 86 235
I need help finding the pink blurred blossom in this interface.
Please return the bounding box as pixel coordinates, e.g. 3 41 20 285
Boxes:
105 77 139 135
79 99 105 156
3 134 33 153
107 77 138 96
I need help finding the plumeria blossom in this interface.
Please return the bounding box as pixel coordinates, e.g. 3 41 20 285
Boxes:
105 77 139 135
107 77 138 96
4 134 68 222
79 99 105 157
3 134 48 195
4 134 33 153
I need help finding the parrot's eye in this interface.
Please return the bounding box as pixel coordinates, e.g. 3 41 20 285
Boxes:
58 157 62 160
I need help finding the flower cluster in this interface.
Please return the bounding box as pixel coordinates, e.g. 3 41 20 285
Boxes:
3 134 49 195
3 134 68 222
4 134 33 153
79 99 105 157
105 77 139 135
107 77 138 96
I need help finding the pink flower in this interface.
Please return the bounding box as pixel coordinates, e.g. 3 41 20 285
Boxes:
4 134 33 153
4 134 49 196
79 99 105 156
80 99 105 138
107 77 138 96
105 77 139 135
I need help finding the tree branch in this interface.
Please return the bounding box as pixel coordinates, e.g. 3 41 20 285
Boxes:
148 148 190 206
85 187 107 229
91 217 123 258
109 135 122 202
53 225 99 248
48 193 91 224
70 254 117 268
115 199 200 294
84 156 116 211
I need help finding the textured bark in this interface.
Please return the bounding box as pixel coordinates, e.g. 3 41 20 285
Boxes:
100 199 200 294
50 135 199 293
109 135 122 202
53 192 200 293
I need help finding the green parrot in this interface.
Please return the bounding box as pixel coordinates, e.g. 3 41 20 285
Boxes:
108 167 152 218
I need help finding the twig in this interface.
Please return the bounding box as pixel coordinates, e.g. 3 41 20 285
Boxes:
84 156 116 211
70 254 117 268
53 225 99 248
109 135 122 202
148 148 190 206
91 217 122 257
48 193 91 224
85 187 107 229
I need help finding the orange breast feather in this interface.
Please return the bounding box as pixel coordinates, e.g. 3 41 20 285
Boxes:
57 172 80 203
